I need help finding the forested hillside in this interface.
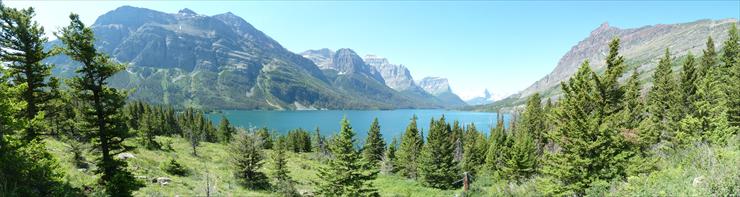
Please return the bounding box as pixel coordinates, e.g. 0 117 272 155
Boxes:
1 3 739 197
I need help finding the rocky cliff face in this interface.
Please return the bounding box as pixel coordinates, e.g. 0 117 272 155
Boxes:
363 55 416 91
466 89 495 105
418 77 467 107
515 19 738 100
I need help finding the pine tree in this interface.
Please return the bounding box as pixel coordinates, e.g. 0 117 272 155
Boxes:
485 112 508 174
503 127 537 180
315 118 378 196
601 38 628 116
231 132 269 190
461 124 486 175
621 68 643 131
543 61 634 195
362 117 386 166
256 128 273 149
396 115 423 179
451 120 464 164
520 93 546 152
381 137 398 174
679 53 699 115
217 117 236 143
720 24 740 129
312 127 329 160
698 36 717 78
640 49 680 147
58 13 142 195
272 136 298 196
418 117 459 189
0 5 59 141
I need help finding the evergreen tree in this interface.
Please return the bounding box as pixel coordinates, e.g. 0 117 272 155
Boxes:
485 112 508 174
461 124 486 175
231 132 269 190
312 127 329 159
520 93 546 152
217 117 236 143
679 53 699 115
698 36 717 78
272 136 298 196
0 5 59 141
362 117 386 166
396 115 423 179
256 128 273 149
543 61 634 195
418 117 459 189
503 127 537 180
601 38 628 116
58 13 142 196
621 68 644 131
640 49 680 147
315 118 378 196
720 24 740 129
451 120 464 164
380 137 399 174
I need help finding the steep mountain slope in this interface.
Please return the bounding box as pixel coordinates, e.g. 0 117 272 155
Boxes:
45 6 447 110
418 77 467 107
479 18 739 111
363 55 450 107
301 49 441 108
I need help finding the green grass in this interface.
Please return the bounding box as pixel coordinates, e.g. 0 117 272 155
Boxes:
45 136 467 196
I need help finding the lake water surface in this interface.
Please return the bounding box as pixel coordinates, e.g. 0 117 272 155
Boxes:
208 109 507 141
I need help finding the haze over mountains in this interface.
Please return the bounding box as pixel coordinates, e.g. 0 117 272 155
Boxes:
45 6 466 110
480 18 739 111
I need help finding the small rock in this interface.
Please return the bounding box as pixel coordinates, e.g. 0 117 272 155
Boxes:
116 153 135 160
153 177 171 186
692 176 705 187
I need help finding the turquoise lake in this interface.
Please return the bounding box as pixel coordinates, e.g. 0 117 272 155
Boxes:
208 109 507 141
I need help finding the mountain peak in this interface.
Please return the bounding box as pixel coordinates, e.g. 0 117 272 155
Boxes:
591 21 614 35
178 8 197 15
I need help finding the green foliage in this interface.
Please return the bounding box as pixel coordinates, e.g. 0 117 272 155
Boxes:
640 49 681 147
315 117 379 196
381 137 398 174
231 132 269 190
620 68 644 131
363 117 386 166
271 136 299 197
0 4 59 141
461 124 486 176
503 127 537 181
286 128 311 153
57 13 142 196
217 117 236 143
396 115 423 179
161 158 188 176
520 93 546 152
485 112 508 174
418 116 459 189
720 24 740 131
256 128 273 149
544 61 634 195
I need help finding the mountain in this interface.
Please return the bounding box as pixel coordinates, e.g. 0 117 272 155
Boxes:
479 18 739 111
362 55 453 107
418 77 467 107
465 89 496 105
45 6 450 110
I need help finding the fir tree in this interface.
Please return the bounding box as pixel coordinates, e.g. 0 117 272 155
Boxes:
315 117 378 196
231 132 269 190
272 136 298 196
418 117 459 189
503 127 537 180
217 117 236 143
396 115 423 179
640 49 680 147
679 53 699 115
0 5 59 141
720 24 740 129
520 93 546 152
461 124 486 175
362 117 386 166
57 13 142 196
485 112 508 174
543 61 634 195
381 137 398 174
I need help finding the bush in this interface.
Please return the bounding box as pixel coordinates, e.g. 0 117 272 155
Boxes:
161 158 188 176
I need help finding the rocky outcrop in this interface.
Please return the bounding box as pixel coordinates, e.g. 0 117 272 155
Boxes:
418 77 467 107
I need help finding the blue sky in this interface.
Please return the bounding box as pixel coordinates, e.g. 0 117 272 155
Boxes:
5 1 739 99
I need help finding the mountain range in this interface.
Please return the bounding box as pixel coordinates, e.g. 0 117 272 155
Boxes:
45 6 466 110
477 18 739 111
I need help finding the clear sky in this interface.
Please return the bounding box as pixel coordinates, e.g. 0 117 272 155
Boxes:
4 1 739 100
